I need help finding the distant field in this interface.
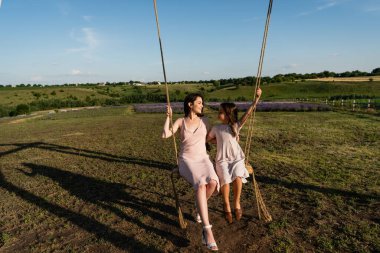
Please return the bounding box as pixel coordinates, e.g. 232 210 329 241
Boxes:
0 84 210 107
0 81 379 117
0 108 379 252
209 81 380 100
0 87 108 106
310 76 380 82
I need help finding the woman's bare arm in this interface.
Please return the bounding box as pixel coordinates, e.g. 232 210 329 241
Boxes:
162 106 182 138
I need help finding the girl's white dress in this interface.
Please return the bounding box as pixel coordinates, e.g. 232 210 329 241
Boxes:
208 124 249 186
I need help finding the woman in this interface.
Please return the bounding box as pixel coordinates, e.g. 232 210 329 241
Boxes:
162 93 219 251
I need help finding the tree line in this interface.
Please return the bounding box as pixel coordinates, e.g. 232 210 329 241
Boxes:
1 68 379 88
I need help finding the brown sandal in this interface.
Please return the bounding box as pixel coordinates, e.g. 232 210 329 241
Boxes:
235 208 242 221
223 204 233 224
224 211 233 224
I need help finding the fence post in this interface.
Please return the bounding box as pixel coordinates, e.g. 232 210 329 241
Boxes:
368 99 371 109
353 99 356 111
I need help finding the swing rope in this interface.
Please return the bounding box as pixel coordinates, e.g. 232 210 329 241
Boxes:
153 0 187 229
243 0 274 223
154 0 273 226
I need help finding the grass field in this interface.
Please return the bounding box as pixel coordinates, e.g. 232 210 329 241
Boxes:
0 107 379 252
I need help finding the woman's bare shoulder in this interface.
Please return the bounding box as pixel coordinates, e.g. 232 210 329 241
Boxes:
202 116 210 123
174 117 184 127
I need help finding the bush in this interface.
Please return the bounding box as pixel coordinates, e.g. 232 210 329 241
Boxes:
31 91 41 99
236 96 248 101
0 106 12 117
213 80 220 88
15 104 30 115
9 110 17 117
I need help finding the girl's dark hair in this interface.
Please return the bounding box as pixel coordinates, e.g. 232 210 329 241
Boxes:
220 102 239 137
184 93 204 117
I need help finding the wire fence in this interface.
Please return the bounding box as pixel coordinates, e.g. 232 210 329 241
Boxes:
294 98 379 112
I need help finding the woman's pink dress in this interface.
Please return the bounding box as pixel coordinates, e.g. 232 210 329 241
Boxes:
178 117 220 192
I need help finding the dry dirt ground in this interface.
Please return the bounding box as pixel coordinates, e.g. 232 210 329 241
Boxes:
0 108 379 252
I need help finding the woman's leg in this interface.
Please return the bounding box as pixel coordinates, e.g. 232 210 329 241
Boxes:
232 177 242 210
205 179 217 200
196 184 217 250
194 179 216 222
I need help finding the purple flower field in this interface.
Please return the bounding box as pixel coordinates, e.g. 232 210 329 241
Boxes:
133 102 184 113
133 102 331 113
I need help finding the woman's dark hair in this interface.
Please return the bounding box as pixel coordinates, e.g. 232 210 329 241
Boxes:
220 102 239 137
184 93 204 117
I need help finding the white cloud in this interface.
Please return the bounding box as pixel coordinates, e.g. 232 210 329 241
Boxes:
30 75 43 81
67 69 98 77
0 0 3 9
329 53 340 57
317 1 337 11
283 64 299 69
83 15 93 22
58 2 70 16
81 28 98 50
364 6 380 12
71 69 82 75
202 71 210 75
66 28 100 57
242 17 261 23
298 0 344 16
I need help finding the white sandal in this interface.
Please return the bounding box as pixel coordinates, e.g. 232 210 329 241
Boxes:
202 225 218 251
196 213 202 223
194 201 202 223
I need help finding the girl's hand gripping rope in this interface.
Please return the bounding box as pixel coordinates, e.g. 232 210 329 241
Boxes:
166 105 173 118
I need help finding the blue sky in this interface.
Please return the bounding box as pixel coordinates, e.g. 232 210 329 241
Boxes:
0 0 379 85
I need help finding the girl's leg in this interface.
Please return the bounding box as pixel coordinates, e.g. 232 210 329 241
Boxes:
221 183 231 212
232 177 242 210
221 183 233 223
196 185 217 250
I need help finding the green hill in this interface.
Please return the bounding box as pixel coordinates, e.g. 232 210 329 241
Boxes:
0 80 379 117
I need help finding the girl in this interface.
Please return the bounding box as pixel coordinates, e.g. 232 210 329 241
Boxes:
207 88 262 223
162 93 219 251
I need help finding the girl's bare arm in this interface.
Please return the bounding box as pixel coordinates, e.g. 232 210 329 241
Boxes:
239 88 262 127
206 125 216 143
